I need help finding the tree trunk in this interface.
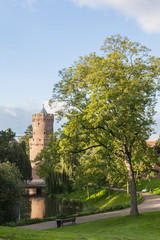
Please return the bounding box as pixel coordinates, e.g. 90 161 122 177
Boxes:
123 153 139 216
127 181 129 195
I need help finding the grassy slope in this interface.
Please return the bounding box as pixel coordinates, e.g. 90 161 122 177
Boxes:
1 211 160 240
62 188 134 213
136 178 160 194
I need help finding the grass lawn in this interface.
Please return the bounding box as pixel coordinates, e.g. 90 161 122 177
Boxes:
136 178 160 194
1 211 160 240
60 188 140 214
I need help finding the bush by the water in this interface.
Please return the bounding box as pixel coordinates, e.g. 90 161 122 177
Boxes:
0 162 24 225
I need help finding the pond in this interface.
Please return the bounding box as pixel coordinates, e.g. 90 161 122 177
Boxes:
20 189 82 220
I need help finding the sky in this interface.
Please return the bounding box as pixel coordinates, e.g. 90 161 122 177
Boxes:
1 0 160 139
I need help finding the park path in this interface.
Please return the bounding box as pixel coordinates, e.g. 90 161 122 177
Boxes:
17 192 160 230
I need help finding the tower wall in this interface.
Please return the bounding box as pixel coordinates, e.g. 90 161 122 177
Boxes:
29 112 54 179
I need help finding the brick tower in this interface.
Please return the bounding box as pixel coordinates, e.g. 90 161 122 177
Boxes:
29 105 54 179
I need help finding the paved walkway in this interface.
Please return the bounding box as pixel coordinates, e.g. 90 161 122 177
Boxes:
17 192 160 230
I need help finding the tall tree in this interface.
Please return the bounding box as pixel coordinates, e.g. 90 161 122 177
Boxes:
51 35 160 216
8 141 32 182
19 125 32 156
0 128 32 181
0 128 15 162
73 148 107 200
34 133 72 194
0 162 24 225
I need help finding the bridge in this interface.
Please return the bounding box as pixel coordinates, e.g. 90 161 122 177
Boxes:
25 179 46 194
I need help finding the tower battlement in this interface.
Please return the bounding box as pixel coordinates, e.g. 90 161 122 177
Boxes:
32 113 54 118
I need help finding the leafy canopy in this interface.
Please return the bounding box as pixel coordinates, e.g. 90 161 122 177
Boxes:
51 35 160 152
0 128 32 181
0 162 24 224
50 35 160 216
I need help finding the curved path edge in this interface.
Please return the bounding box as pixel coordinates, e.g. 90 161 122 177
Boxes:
17 192 160 230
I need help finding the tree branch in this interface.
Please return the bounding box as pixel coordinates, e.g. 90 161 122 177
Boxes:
70 144 102 154
80 122 106 131
80 121 116 138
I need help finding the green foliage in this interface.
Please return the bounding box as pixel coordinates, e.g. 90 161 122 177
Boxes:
35 133 72 195
0 128 15 162
73 149 107 192
0 162 24 225
2 211 160 239
19 125 32 156
50 34 160 215
136 178 160 194
8 140 32 181
56 198 83 217
6 216 57 227
132 141 160 180
59 188 142 215
0 128 32 181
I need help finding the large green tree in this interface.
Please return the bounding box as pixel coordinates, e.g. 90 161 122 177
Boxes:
0 162 24 225
8 140 32 182
0 128 15 162
34 133 72 194
51 35 160 216
0 128 32 181
19 125 32 156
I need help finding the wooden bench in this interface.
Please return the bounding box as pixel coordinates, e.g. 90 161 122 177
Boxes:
61 217 76 226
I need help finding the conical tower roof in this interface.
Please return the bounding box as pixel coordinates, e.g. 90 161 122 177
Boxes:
40 104 47 114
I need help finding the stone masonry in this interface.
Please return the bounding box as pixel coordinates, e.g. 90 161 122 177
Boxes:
29 106 54 179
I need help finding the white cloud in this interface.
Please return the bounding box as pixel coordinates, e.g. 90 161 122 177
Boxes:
3 106 17 117
0 105 35 134
43 100 67 131
71 0 160 33
0 101 159 139
43 100 65 115
0 101 65 134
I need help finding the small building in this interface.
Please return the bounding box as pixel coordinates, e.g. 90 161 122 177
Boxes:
29 105 54 179
146 141 157 148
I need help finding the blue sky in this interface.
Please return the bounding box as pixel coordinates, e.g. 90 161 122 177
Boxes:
1 0 160 139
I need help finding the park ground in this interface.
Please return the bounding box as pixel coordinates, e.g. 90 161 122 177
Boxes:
1 179 160 239
1 192 160 239
1 211 160 240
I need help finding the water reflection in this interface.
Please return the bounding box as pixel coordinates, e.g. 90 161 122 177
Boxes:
20 189 82 220
30 196 45 219
20 189 52 219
